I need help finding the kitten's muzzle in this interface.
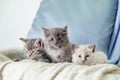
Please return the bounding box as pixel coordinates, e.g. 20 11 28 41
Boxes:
28 54 32 57
82 59 87 63
82 60 86 63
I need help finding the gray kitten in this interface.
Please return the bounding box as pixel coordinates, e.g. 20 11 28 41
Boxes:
20 38 52 62
42 25 75 63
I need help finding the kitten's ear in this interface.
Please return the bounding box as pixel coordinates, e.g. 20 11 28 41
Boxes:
62 25 68 35
71 44 79 53
41 27 49 32
88 44 96 53
63 25 67 32
35 38 44 48
41 27 49 36
19 38 28 43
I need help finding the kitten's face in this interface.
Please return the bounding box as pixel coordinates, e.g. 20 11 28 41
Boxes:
20 38 45 59
25 47 45 59
42 25 69 49
72 45 96 64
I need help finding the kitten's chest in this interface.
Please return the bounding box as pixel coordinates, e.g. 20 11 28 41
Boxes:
46 43 73 62
47 47 71 62
47 48 63 58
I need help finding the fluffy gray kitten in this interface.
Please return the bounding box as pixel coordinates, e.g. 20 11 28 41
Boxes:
20 38 52 62
42 25 75 63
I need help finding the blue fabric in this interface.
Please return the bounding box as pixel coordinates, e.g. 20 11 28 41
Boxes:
27 0 118 54
108 0 120 66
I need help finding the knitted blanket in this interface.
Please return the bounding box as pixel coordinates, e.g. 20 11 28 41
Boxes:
0 49 120 80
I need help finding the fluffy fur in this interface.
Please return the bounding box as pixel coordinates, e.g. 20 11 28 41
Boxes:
72 45 107 66
42 25 74 63
20 38 52 62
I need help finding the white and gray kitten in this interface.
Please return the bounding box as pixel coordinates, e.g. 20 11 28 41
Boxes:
42 25 75 63
20 38 52 62
72 44 107 66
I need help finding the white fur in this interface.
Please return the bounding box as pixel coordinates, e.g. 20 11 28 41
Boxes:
72 45 107 66
46 43 73 63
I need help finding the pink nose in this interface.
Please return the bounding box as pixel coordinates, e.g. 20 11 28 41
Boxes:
28 54 32 57
82 60 85 62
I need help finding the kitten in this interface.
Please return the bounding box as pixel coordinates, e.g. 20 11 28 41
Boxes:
42 25 74 63
72 44 107 66
20 38 52 62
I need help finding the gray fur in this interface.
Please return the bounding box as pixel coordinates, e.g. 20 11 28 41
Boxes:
20 38 52 63
42 25 73 63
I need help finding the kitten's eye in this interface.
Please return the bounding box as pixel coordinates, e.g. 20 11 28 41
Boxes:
31 50 34 53
27 49 30 50
56 33 60 37
59 46 62 48
86 55 90 57
25 50 28 53
78 55 81 58
50 38 54 41
58 38 61 41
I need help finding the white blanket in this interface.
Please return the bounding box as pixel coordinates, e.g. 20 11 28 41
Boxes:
0 49 120 80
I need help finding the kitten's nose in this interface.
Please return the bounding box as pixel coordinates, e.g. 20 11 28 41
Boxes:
51 38 54 41
28 53 32 57
82 58 86 63
82 59 85 62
